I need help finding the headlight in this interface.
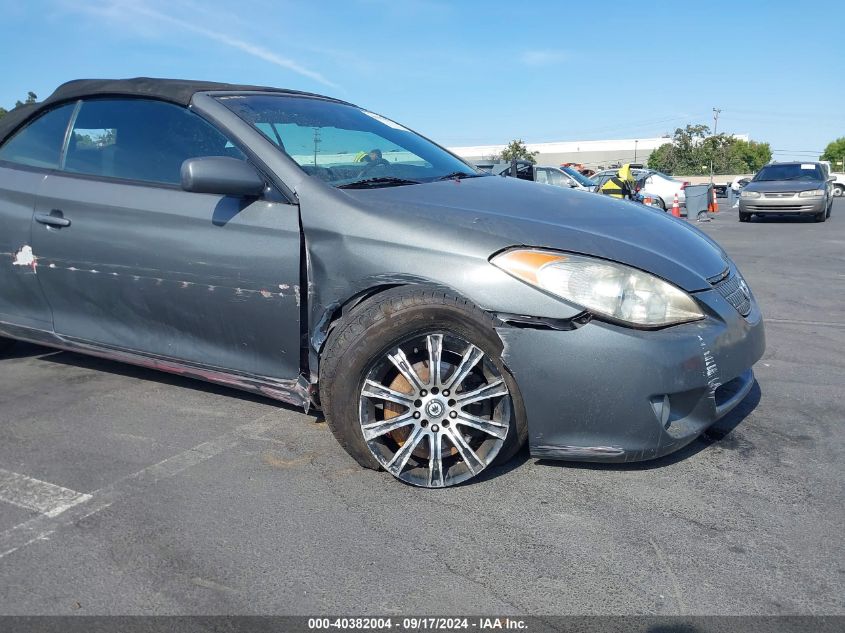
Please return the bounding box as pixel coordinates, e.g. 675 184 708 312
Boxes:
491 249 705 328
740 191 760 198
798 189 824 198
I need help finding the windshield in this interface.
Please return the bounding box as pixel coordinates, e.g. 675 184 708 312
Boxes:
217 95 480 187
561 166 596 187
754 163 823 182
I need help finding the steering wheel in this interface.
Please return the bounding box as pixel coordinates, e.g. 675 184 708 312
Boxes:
357 158 390 178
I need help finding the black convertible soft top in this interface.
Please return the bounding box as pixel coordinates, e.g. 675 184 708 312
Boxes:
0 77 346 145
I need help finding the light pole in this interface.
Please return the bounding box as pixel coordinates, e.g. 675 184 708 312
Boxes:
634 139 638 164
709 108 721 185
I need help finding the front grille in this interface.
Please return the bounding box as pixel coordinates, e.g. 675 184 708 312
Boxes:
745 204 816 212
712 272 752 317
763 192 795 198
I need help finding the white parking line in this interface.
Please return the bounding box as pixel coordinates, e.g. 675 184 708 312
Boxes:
0 469 92 518
0 412 283 560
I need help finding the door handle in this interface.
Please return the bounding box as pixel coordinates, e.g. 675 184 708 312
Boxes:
35 211 71 228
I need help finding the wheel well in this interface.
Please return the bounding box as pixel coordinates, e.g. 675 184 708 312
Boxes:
307 283 406 405
309 281 484 406
324 283 404 341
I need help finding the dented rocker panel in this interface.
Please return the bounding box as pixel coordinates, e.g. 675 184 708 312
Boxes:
0 319 311 408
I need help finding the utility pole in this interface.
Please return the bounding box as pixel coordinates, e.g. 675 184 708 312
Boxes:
634 139 638 164
709 108 721 184
312 128 321 167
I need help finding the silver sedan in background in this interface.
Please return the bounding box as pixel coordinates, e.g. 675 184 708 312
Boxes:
739 162 834 222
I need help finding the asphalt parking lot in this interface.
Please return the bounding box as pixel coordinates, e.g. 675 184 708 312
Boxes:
1 199 843 616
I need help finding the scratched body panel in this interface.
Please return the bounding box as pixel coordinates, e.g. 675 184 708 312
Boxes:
31 173 301 378
0 167 51 329
498 289 765 461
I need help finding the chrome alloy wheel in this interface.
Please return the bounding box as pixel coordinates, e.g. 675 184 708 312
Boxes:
358 333 513 487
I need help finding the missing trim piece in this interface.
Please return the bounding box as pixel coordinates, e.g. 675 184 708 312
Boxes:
495 311 591 331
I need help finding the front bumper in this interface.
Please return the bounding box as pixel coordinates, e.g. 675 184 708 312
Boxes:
739 195 825 214
498 287 765 462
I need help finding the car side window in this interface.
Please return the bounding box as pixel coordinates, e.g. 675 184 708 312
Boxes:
0 103 75 169
64 98 246 185
535 169 548 184
547 170 565 186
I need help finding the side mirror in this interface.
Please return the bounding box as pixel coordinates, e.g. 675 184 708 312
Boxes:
828 176 837 183
181 157 265 197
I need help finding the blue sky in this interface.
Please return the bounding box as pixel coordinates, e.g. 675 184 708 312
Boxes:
1 0 843 160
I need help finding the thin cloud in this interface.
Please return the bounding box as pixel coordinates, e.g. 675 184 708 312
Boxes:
66 0 337 88
519 50 570 66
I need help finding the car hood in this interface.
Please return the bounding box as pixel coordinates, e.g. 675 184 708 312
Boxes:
343 176 729 291
744 180 823 193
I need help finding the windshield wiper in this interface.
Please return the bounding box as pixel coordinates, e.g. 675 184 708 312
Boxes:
436 171 482 181
337 177 421 189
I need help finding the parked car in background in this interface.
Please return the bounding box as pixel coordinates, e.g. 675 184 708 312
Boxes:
819 161 845 197
560 166 598 191
0 78 765 488
485 161 594 191
832 175 845 197
534 165 593 191
738 162 834 222
730 176 753 193
592 168 688 211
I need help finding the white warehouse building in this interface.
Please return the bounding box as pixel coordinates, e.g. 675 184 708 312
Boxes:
448 135 749 170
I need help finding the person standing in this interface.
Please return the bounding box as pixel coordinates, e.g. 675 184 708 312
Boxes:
599 163 636 199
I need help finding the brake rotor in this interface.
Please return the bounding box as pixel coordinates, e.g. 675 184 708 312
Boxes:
383 360 457 459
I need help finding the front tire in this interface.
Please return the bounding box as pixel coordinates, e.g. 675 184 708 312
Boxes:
814 210 826 222
319 286 527 487
739 212 751 222
833 185 844 197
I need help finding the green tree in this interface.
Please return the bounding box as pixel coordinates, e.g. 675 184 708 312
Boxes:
499 139 538 164
0 91 38 121
647 123 771 175
647 124 711 175
647 143 677 173
14 91 37 109
728 139 772 173
820 137 845 171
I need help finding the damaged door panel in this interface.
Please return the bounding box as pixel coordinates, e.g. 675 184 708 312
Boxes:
31 173 303 381
0 101 76 331
0 169 53 330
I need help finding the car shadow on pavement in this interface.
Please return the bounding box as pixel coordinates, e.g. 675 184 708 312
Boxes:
749 214 817 223
0 340 59 361
468 443 534 485
536 380 762 472
11 341 318 417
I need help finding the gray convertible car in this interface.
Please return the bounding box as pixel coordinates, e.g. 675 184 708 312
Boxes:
0 79 765 487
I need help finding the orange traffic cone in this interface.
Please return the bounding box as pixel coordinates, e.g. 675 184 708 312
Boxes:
711 187 719 213
671 192 681 217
